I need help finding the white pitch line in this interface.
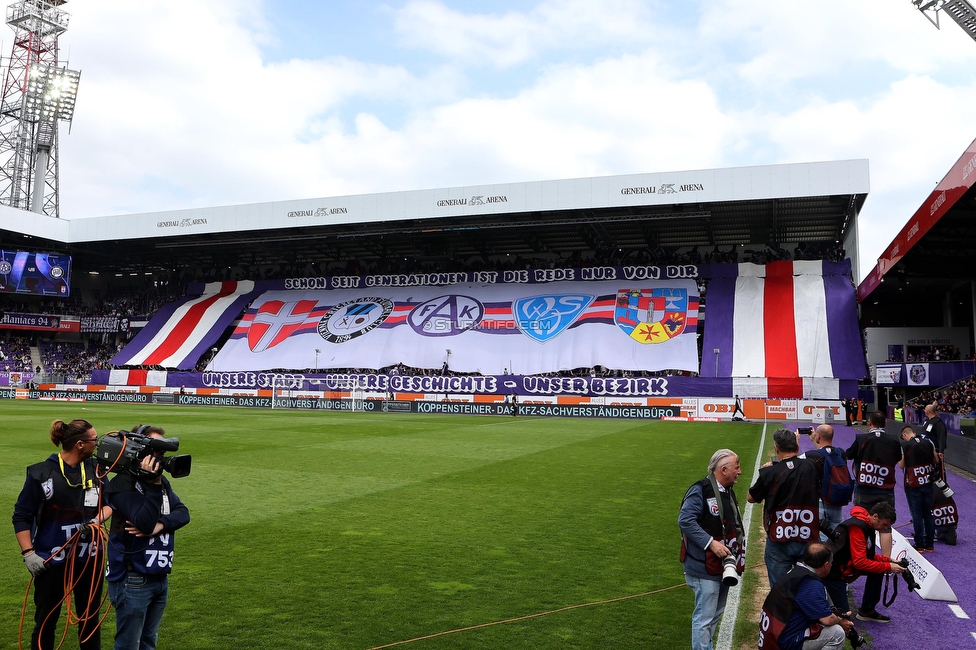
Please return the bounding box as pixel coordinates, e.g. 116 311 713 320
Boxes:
949 604 969 619
716 420 768 650
970 631 976 643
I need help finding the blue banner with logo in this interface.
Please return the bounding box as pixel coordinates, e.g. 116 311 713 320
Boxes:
211 280 700 375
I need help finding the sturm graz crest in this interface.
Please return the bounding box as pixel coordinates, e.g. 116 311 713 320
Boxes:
318 297 394 344
513 294 593 343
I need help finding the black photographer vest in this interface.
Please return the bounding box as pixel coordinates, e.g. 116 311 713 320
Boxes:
106 473 180 581
827 516 874 582
760 458 821 543
26 456 102 564
903 437 935 489
758 564 820 650
853 429 901 490
680 476 745 575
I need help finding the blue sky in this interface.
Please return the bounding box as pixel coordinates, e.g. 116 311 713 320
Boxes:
55 0 976 281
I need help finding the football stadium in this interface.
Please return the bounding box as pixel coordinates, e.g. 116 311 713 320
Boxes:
5 2 976 650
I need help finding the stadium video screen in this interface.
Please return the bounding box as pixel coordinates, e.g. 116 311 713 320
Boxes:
0 250 71 296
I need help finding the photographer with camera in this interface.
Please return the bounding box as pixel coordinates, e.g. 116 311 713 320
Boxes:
898 425 936 553
678 449 745 650
845 412 902 558
12 418 113 650
823 501 907 623
106 425 190 650
748 428 821 587
758 542 856 650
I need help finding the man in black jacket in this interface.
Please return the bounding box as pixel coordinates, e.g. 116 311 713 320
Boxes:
107 425 191 650
845 412 902 556
748 428 821 587
678 449 745 650
758 542 854 650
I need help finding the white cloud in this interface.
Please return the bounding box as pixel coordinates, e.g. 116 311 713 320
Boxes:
46 0 976 286
392 0 661 67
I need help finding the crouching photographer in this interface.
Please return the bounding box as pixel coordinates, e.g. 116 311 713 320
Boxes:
101 425 191 650
821 501 906 623
759 542 856 650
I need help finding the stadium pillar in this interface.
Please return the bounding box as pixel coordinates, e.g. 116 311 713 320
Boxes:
971 282 976 354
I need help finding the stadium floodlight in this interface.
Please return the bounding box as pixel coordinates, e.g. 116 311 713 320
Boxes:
23 62 80 124
914 0 976 43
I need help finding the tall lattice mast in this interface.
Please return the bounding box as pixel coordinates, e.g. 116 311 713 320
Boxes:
914 1 976 42
0 0 79 217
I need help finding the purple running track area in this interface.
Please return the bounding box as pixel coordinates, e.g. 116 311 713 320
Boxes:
793 422 976 650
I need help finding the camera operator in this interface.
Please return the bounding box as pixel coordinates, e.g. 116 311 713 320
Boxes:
823 501 906 623
758 542 855 650
678 449 745 650
845 412 901 558
748 428 821 587
106 425 190 650
898 425 936 553
12 418 112 650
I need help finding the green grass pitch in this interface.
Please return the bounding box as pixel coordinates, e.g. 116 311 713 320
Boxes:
0 402 763 649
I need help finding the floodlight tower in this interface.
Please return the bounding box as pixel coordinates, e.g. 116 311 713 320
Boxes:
914 0 976 43
0 0 80 218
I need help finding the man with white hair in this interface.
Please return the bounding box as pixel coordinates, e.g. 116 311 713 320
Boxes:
678 449 745 650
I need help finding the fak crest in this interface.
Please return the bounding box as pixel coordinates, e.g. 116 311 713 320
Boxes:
407 295 484 337
614 288 688 344
513 294 593 343
318 297 394 344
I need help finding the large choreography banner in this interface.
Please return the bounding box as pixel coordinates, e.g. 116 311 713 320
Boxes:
111 281 262 370
701 260 865 385
211 279 700 375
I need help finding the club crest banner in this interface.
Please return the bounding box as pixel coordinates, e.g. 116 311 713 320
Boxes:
213 279 699 374
614 288 688 343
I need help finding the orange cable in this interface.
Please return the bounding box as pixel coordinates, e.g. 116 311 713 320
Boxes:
365 582 688 650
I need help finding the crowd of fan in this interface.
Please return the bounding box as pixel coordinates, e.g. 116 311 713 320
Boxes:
907 375 976 417
0 337 33 372
173 241 847 283
37 339 120 381
887 345 962 362
79 286 186 319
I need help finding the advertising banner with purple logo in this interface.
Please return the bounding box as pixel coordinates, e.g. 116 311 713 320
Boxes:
211 279 700 375
906 363 930 386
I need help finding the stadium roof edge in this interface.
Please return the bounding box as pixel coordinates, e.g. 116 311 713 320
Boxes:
0 202 69 242
2 159 868 246
857 135 976 302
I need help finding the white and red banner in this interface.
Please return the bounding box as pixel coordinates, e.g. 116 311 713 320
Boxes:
701 260 865 397
107 369 169 387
